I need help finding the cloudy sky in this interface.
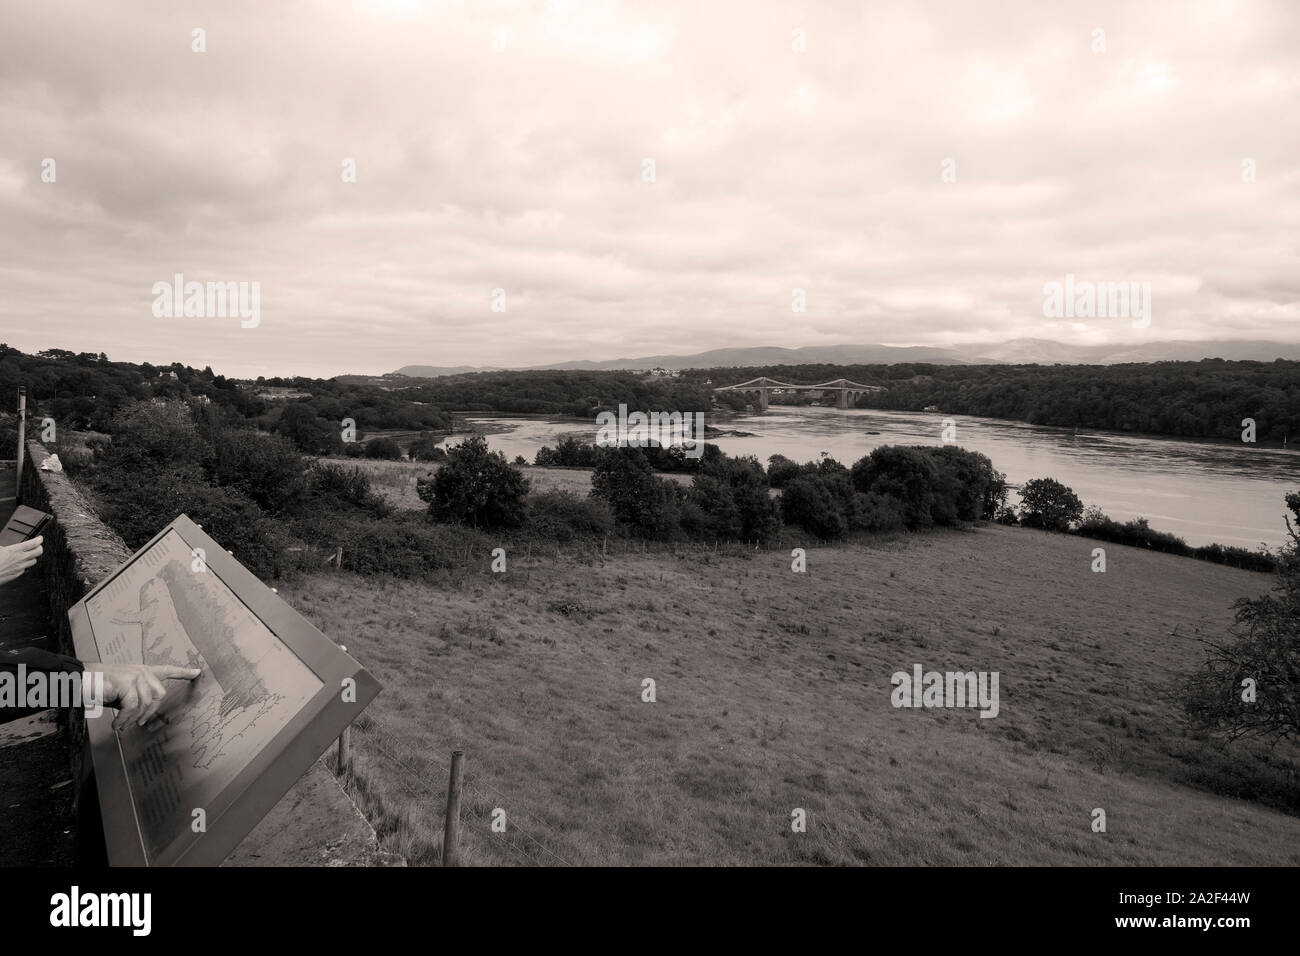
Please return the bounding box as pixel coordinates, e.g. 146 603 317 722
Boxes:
1 0 1296 378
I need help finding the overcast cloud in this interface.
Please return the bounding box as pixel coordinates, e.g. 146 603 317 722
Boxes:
1 0 1296 377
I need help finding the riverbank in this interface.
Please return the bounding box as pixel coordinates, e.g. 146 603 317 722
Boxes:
279 522 1299 866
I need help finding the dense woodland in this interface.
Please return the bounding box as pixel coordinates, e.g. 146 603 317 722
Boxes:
682 359 1300 442
395 370 716 417
0 345 453 451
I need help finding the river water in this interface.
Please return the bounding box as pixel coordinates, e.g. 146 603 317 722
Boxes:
448 407 1299 550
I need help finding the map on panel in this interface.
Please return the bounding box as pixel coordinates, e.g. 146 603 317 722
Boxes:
85 529 323 862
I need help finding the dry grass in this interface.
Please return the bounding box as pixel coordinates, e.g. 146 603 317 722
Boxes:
280 524 1300 866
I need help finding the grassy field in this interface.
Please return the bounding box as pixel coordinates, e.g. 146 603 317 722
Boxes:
281 522 1300 866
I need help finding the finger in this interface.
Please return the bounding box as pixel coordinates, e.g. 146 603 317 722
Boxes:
138 692 165 726
128 675 157 724
113 688 140 730
142 670 167 699
156 666 203 681
134 674 156 706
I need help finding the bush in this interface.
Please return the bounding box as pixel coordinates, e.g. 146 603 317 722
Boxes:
365 437 403 460
407 432 446 462
781 476 848 539
294 514 463 577
684 474 744 539
692 455 781 542
1191 542 1276 573
1018 477 1084 531
590 447 683 539
766 455 803 489
1182 492 1299 744
342 441 366 457
107 399 209 467
90 464 290 580
850 446 940 529
1076 504 1276 571
275 403 340 454
928 445 1005 522
526 490 615 542
300 462 392 518
426 435 530 529
535 434 599 467
208 428 305 515
848 491 908 533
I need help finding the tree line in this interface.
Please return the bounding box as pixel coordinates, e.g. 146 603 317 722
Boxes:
687 359 1299 443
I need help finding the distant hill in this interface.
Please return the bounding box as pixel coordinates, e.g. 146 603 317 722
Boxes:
526 344 968 371
390 364 504 378
386 338 1300 377
966 338 1300 365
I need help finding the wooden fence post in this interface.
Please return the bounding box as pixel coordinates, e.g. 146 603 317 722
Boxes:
443 749 465 867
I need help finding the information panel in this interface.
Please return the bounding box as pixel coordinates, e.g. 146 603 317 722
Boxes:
68 515 380 866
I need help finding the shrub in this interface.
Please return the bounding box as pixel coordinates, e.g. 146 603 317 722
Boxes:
535 434 600 467
684 474 744 539
91 465 289 580
301 462 392 518
781 476 848 539
590 447 683 539
275 403 340 454
766 455 803 489
294 514 463 577
693 455 781 542
1077 503 1276 571
1183 492 1299 744
342 441 366 458
1017 477 1084 531
407 432 446 462
208 427 305 515
107 399 209 467
426 435 530 529
928 446 1004 522
848 491 908 533
526 490 615 542
1191 542 1276 573
365 436 403 460
850 446 940 529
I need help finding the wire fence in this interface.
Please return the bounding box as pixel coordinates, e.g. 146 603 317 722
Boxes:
342 705 871 867
348 716 574 867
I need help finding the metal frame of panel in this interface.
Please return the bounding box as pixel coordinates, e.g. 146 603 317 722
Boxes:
68 514 380 866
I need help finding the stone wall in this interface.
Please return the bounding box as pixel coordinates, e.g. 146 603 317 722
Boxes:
18 441 387 866
21 442 130 661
